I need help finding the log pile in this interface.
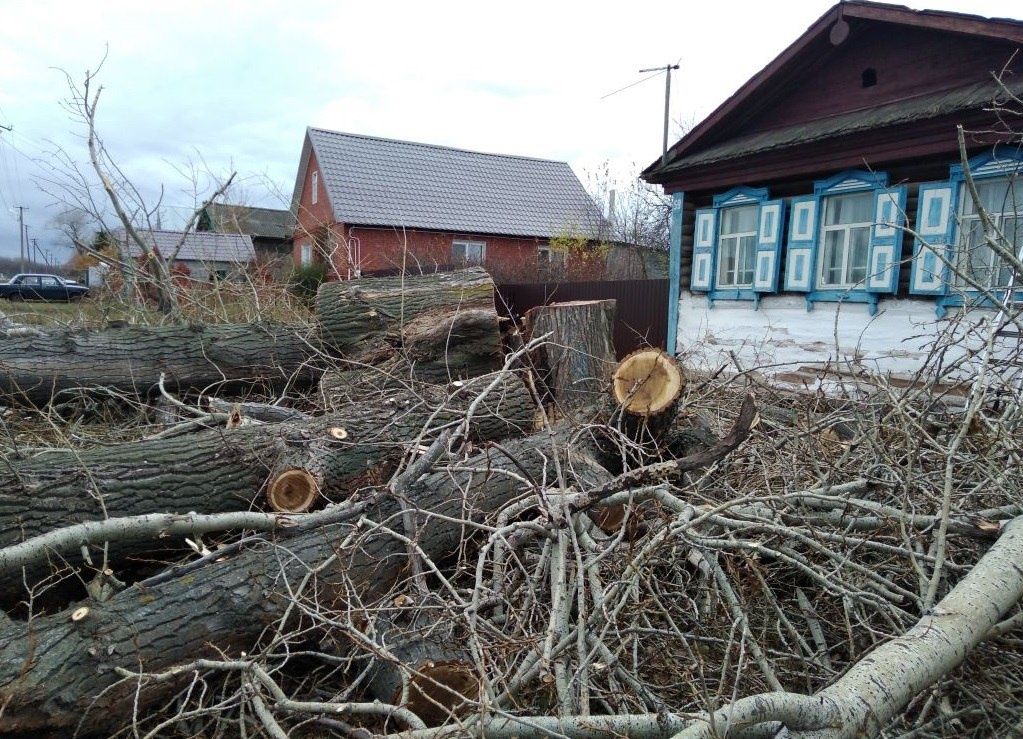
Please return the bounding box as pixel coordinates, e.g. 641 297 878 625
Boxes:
0 269 1021 739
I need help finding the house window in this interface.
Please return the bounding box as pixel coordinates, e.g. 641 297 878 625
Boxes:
818 191 873 288
452 240 485 265
955 178 1023 289
311 171 319 205
716 205 758 288
538 244 566 268
300 242 312 266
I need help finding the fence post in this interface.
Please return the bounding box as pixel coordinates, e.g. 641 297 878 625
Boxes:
667 191 685 355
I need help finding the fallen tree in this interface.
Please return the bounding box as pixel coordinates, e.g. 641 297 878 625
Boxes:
0 322 321 406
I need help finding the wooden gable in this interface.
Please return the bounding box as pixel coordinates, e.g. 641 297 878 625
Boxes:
644 1 1023 193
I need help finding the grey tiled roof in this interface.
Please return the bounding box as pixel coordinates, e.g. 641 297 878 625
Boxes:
658 78 1023 174
202 204 294 240
303 128 601 238
125 230 256 263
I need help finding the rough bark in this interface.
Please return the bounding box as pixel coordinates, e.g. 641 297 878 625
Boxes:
0 322 321 406
0 433 607 736
316 267 502 382
524 299 617 417
0 373 535 597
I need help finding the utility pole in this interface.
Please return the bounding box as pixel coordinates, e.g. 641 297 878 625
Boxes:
639 63 680 166
31 238 40 266
15 206 27 273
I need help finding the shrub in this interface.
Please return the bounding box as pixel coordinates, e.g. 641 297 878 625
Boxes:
289 263 328 302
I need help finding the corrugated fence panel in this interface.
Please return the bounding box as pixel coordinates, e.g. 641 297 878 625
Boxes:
496 279 669 359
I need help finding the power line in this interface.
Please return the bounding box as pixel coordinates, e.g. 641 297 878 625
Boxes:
600 69 664 100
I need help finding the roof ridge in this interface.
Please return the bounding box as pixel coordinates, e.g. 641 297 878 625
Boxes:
307 127 570 165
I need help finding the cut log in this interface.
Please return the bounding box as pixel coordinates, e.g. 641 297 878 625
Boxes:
205 397 310 424
524 299 617 416
316 267 501 382
0 322 322 406
0 432 609 736
612 347 684 418
0 373 535 600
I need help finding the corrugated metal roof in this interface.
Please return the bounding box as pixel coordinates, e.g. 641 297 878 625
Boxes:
125 230 256 263
201 204 294 240
303 128 601 238
658 78 1023 174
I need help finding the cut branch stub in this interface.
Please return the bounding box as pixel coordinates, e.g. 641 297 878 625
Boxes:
613 347 684 417
364 611 481 726
266 469 319 513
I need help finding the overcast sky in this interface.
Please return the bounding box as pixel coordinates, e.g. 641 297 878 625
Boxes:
0 0 1019 262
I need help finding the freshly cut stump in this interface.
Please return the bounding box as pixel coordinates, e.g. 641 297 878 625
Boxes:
267 469 319 513
612 347 684 418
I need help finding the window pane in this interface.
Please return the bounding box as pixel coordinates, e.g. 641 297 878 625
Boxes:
718 236 737 286
848 226 870 285
966 178 1023 216
820 230 844 286
825 192 873 226
957 218 995 286
738 235 756 285
720 205 757 236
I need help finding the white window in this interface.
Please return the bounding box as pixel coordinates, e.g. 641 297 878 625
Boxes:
538 244 566 267
300 242 312 266
452 240 485 265
311 171 319 205
818 191 873 288
955 177 1023 289
716 205 758 288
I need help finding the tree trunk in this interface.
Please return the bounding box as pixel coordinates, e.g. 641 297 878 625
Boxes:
0 433 607 737
0 373 534 599
524 299 617 417
316 267 502 382
0 322 322 406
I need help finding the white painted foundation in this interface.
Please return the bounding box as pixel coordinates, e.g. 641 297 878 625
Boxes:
676 292 1020 388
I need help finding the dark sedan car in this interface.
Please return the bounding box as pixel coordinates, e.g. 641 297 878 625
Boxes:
0 274 90 302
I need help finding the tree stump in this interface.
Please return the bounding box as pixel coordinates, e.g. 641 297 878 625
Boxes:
524 299 617 417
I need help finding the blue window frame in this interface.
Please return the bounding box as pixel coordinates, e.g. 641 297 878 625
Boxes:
691 186 786 309
908 148 1023 317
783 170 907 315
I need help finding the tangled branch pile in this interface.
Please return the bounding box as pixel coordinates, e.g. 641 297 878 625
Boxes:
0 268 1021 738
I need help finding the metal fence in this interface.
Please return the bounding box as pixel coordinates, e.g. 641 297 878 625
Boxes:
495 279 669 359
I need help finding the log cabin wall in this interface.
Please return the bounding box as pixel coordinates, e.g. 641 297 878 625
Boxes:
647 2 1023 384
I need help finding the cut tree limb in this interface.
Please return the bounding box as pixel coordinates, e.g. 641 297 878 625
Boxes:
0 322 321 406
672 515 1023 739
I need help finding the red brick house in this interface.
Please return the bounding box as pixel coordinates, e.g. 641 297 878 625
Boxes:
642 1 1023 382
290 128 601 280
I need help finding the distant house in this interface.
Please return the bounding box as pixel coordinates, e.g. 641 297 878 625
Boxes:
643 1 1023 382
289 128 601 280
124 230 256 281
197 204 294 271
